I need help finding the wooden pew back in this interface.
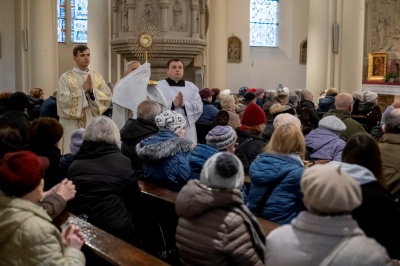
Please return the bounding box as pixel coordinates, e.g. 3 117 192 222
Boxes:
54 211 169 266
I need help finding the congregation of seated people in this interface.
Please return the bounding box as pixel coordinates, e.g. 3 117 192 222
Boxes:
2 84 400 266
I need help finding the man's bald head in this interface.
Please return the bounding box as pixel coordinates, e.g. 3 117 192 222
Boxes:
383 109 400 134
124 61 141 76
334 93 353 111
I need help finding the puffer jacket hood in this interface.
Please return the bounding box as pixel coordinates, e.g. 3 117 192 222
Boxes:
176 179 243 218
330 161 376 185
317 96 335 110
0 193 51 246
136 130 193 162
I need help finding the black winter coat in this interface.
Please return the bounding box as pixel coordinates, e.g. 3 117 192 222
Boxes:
23 143 62 191
1 109 30 144
27 96 43 121
352 181 400 259
67 141 142 245
298 100 320 128
120 118 159 179
235 128 268 173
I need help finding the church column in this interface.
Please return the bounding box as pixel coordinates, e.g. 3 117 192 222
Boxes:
191 0 199 38
28 0 58 97
199 1 205 39
205 0 227 89
337 0 365 93
158 0 170 34
306 0 332 99
111 0 119 38
307 0 365 98
126 0 136 32
88 0 109 80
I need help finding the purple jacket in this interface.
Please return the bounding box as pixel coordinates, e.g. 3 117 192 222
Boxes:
305 128 345 161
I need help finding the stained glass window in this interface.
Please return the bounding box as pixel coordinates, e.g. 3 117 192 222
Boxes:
57 0 88 43
57 0 66 43
250 0 279 47
71 0 88 43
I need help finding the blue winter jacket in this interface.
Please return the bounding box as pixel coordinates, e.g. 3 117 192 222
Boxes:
248 153 305 224
317 96 335 112
136 130 193 191
197 101 219 124
305 127 346 161
189 144 218 179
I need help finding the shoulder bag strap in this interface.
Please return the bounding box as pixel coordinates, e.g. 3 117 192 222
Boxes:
320 237 352 266
254 175 285 215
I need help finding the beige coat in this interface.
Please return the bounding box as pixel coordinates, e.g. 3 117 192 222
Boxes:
175 180 264 266
0 193 85 265
379 133 400 197
221 107 241 129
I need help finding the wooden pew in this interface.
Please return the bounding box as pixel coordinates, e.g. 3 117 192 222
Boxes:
138 180 279 235
54 211 169 266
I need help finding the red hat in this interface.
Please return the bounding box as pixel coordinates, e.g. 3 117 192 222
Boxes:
211 88 220 97
247 88 257 93
241 103 267 126
199 88 215 99
0 151 49 197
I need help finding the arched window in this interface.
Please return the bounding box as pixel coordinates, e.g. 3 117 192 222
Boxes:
249 0 279 47
57 0 88 43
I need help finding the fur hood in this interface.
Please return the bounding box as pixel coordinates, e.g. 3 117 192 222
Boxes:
136 130 193 162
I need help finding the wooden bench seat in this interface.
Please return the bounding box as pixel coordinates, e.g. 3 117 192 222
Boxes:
138 180 279 235
54 211 169 266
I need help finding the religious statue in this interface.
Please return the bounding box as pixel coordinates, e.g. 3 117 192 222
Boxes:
143 0 157 26
171 0 185 31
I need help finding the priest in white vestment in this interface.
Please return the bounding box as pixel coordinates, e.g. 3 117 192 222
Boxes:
112 62 168 130
57 45 112 154
157 59 203 144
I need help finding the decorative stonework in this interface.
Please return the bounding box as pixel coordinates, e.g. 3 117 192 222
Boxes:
110 0 208 85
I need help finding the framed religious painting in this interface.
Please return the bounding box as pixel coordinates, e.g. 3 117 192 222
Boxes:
368 52 387 81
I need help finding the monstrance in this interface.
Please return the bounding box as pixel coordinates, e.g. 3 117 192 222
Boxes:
129 19 160 64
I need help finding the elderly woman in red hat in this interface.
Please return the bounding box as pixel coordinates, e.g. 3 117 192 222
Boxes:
0 151 85 265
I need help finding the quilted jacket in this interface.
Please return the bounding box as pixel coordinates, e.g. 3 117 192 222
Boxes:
0 192 85 265
248 153 305 224
305 127 346 161
176 180 264 266
136 130 193 191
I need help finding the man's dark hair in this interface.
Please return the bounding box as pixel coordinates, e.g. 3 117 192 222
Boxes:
167 58 182 68
384 110 400 134
73 45 89 56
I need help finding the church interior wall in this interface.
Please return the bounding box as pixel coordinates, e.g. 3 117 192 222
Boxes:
226 0 309 92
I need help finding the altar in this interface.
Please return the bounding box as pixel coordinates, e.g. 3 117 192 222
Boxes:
362 81 400 95
362 81 400 111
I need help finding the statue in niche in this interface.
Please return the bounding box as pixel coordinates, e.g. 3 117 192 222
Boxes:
143 0 157 26
227 36 242 63
300 40 307 65
171 0 185 31
122 0 129 32
377 13 388 50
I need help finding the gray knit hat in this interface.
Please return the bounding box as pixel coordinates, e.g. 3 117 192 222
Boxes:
155 110 186 135
200 152 244 189
70 128 85 155
206 125 237 150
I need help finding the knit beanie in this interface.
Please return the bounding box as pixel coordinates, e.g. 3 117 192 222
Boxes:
238 87 248 96
10 92 29 111
365 92 378 102
200 152 244 190
211 88 220 98
241 103 267 126
255 88 265 97
206 125 237 150
0 151 49 197
155 110 186 135
244 92 256 102
301 164 362 213
273 113 301 129
70 128 85 155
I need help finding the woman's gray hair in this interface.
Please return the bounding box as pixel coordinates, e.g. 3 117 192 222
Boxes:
300 89 311 101
84 116 120 144
137 100 162 123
